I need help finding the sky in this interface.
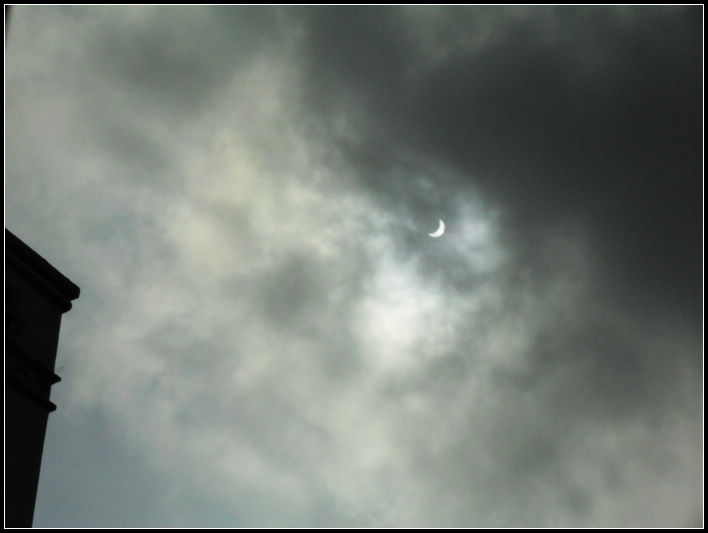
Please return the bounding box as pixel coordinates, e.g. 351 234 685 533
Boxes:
5 6 703 528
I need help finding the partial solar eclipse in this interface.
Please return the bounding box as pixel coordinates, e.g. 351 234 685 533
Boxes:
428 219 445 238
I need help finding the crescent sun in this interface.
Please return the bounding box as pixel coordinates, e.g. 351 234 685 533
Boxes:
428 219 445 238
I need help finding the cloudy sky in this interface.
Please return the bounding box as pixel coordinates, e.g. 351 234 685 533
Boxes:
5 6 702 527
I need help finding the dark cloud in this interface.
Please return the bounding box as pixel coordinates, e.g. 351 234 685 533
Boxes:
289 8 701 526
293 0 702 396
296 6 701 323
7 5 701 528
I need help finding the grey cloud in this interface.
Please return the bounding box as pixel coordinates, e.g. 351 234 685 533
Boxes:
296 6 701 323
91 7 272 117
292 0 701 433
7 5 701 528
88 115 171 179
254 252 329 329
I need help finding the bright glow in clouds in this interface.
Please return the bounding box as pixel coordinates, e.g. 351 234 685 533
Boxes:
356 248 453 371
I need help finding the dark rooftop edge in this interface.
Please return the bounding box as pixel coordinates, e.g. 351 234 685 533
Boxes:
5 229 80 302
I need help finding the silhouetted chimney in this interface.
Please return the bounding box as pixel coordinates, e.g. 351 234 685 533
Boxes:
5 229 80 527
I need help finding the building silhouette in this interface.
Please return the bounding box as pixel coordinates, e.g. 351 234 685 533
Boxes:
5 229 80 527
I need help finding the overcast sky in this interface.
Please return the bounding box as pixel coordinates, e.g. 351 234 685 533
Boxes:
5 6 702 527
